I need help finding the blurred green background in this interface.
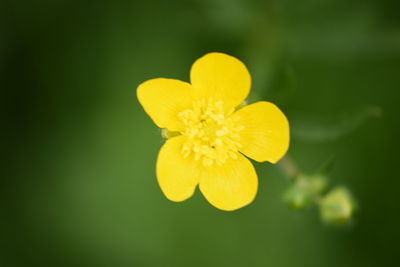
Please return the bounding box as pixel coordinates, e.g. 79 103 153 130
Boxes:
2 0 400 266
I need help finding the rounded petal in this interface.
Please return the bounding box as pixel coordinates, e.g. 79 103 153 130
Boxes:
190 52 251 110
199 154 258 211
137 78 194 131
156 136 200 202
233 101 290 163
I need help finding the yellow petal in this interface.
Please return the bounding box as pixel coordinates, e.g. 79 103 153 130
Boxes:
199 154 258 211
190 52 251 110
156 136 200 202
233 101 290 163
137 78 194 131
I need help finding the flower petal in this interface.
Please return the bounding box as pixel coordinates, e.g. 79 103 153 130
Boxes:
199 154 258 211
190 52 251 110
233 101 290 163
156 136 200 202
137 78 194 131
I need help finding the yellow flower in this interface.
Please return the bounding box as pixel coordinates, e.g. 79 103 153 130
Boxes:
137 52 289 211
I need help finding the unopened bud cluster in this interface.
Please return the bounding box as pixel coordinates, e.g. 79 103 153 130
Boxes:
284 173 328 209
284 173 356 225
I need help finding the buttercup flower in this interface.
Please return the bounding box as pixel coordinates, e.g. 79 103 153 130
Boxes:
137 52 289 211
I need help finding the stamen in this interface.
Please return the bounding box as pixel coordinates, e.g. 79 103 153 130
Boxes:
178 99 244 167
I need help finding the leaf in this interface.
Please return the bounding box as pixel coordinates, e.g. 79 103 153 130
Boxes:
290 106 382 142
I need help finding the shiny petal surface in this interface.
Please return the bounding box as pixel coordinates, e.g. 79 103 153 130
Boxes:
233 101 290 163
137 78 194 131
190 52 251 110
156 136 199 202
199 154 258 211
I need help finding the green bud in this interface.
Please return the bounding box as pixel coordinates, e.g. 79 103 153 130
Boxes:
283 185 311 209
283 173 328 210
307 174 328 195
319 187 355 224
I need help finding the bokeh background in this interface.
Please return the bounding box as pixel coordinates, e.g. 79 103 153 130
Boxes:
2 0 400 266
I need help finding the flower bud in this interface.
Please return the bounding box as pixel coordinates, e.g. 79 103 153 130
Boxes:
283 184 311 209
319 187 355 224
283 173 328 210
305 174 328 195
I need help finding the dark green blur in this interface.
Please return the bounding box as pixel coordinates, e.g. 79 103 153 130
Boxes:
2 0 399 266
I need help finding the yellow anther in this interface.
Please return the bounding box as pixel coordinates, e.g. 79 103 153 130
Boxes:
178 99 244 167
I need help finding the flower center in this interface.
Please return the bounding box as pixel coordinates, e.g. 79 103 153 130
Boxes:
178 99 244 167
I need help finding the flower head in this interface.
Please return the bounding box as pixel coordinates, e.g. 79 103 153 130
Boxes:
137 52 289 211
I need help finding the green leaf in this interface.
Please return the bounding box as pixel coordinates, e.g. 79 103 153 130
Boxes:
290 106 382 142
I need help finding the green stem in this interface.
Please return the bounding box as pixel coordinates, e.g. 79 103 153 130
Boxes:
278 155 299 181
